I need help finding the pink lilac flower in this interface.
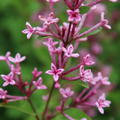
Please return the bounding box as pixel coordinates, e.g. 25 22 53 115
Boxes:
62 44 79 58
22 22 36 39
59 88 74 98
94 72 111 85
96 93 111 114
32 68 42 78
91 4 106 13
33 77 47 90
39 12 59 27
8 53 26 64
101 12 111 29
43 38 58 52
1 72 15 86
83 54 95 66
0 52 11 61
46 63 64 82
67 9 81 24
0 88 7 99
80 65 98 85
46 0 60 2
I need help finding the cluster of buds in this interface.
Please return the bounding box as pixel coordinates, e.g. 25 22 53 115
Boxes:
0 0 117 120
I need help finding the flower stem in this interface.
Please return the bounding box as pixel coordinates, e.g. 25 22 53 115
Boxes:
42 82 55 120
27 99 40 120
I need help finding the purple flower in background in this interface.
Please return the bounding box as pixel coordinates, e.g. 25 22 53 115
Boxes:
46 63 64 81
96 93 111 114
1 72 15 87
94 72 111 85
59 88 74 98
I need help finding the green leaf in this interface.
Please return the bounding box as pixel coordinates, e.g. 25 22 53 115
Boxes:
0 101 35 116
69 80 89 88
80 6 90 14
53 108 92 120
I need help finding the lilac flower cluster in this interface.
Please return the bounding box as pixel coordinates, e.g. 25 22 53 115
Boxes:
0 0 117 120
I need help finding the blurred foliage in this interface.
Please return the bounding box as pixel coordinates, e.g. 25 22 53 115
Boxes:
0 0 120 120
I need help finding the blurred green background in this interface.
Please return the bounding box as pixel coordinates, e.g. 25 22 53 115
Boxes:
0 0 120 120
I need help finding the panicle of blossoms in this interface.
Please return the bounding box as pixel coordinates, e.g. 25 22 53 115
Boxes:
0 0 113 119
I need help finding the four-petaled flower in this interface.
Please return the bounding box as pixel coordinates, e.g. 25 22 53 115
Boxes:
33 77 47 90
94 72 111 85
8 53 26 64
46 63 64 82
0 88 7 99
59 88 74 98
0 52 11 61
67 9 81 24
22 22 36 39
43 38 58 52
32 68 42 78
101 12 111 29
62 44 79 58
80 65 97 85
83 54 95 66
39 12 59 27
96 93 111 114
1 72 16 87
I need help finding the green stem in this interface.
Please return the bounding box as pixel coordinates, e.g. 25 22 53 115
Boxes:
42 82 55 120
27 99 40 120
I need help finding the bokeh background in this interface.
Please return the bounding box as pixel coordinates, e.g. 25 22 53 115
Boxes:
0 0 120 120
